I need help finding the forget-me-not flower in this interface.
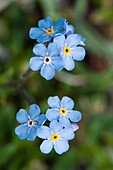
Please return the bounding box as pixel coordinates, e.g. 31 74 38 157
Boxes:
29 42 64 80
37 120 74 154
54 34 86 71
29 16 66 43
46 96 82 127
15 104 46 141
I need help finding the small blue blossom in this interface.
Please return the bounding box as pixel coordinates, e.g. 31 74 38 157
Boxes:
15 104 46 141
37 120 74 154
54 34 86 71
29 16 66 43
46 96 82 127
29 42 64 80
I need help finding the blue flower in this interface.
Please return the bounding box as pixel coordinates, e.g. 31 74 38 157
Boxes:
15 104 46 141
37 120 74 154
54 34 86 71
29 42 64 80
29 17 66 43
46 96 82 127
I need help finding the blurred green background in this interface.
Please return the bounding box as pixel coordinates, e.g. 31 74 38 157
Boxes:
0 0 113 170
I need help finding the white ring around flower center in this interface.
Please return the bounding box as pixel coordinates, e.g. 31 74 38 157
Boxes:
28 119 34 127
44 56 51 64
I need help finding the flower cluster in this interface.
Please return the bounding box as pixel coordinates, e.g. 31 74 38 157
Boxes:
15 17 85 155
15 96 81 155
29 17 86 80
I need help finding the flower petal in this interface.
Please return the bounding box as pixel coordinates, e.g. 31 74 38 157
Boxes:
72 47 85 61
52 56 64 71
15 125 28 140
37 126 51 139
29 104 40 120
75 34 86 46
29 57 43 71
38 34 52 43
54 18 66 31
65 24 74 35
40 64 55 80
71 123 79 131
66 34 80 47
29 28 44 39
66 110 82 122
27 126 37 141
59 116 71 128
61 96 74 110
46 109 59 121
16 109 28 124
54 140 69 154
37 114 47 126
38 17 53 29
33 44 47 56
48 42 59 57
50 120 62 133
48 96 61 108
63 56 75 71
40 140 53 154
53 35 65 49
60 128 75 140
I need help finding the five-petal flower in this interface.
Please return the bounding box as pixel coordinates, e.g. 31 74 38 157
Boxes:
54 34 86 71
15 104 46 141
46 96 82 127
29 42 64 80
37 120 74 154
29 16 66 43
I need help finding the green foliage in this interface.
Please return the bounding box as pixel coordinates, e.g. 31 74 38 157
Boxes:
0 0 113 169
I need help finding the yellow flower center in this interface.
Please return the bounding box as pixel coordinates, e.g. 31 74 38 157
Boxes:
51 134 59 141
63 46 71 55
28 120 34 127
45 28 54 34
59 108 67 115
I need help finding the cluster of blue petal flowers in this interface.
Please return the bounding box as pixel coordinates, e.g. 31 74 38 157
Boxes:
29 16 86 80
15 17 85 155
15 96 81 155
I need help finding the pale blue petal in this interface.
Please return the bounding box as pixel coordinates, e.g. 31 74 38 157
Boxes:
48 96 61 108
38 17 53 29
29 57 43 71
53 35 65 49
54 18 66 31
29 104 40 119
15 125 28 140
52 56 64 71
54 140 69 154
29 28 44 39
60 128 75 140
61 96 74 110
50 120 62 133
72 47 85 61
66 110 82 122
48 43 59 57
40 64 55 80
40 140 53 154
59 116 71 128
66 24 74 35
27 126 37 141
63 56 75 71
16 109 28 124
37 126 51 139
46 109 59 121
38 34 52 43
38 114 47 126
75 34 86 46
66 34 80 47
33 44 47 56
71 123 79 131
